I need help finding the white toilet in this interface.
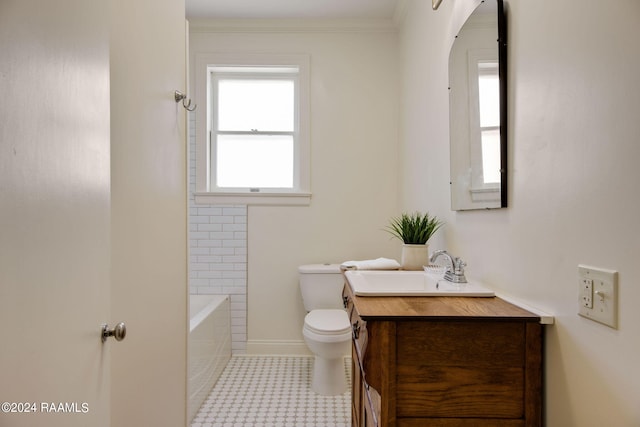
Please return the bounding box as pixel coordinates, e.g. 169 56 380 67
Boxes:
299 264 351 395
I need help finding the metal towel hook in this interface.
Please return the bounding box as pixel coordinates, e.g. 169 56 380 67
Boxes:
174 90 197 112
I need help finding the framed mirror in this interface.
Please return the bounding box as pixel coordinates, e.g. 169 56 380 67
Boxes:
449 0 506 211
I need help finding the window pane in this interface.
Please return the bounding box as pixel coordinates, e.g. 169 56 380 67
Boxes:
216 135 293 188
481 129 501 184
218 79 294 132
478 64 499 128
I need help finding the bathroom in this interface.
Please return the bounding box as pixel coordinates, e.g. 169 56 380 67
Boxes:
1 0 638 426
186 0 640 425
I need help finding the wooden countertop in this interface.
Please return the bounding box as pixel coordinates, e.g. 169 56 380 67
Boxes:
345 279 541 322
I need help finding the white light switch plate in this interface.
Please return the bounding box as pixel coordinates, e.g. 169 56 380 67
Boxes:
578 265 618 328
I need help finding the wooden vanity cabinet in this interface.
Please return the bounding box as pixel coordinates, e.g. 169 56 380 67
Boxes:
343 282 543 427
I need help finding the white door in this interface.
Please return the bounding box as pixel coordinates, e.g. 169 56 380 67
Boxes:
0 0 188 426
0 1 112 426
109 0 188 425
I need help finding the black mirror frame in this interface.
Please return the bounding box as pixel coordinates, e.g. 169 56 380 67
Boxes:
498 0 508 207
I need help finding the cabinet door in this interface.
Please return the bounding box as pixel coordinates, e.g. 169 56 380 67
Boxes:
397 321 526 419
352 345 362 426
363 385 380 427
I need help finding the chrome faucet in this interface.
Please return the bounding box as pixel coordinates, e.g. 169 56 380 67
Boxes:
429 250 467 283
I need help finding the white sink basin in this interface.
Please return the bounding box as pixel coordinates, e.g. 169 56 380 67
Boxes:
345 270 495 297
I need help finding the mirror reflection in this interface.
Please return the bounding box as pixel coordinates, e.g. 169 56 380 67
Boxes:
449 0 506 211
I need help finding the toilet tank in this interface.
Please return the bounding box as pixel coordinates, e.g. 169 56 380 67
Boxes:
299 264 344 311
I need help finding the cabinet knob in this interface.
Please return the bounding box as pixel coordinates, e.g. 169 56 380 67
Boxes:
343 295 350 308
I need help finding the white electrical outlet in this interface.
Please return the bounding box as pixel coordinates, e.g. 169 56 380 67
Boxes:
580 278 593 308
578 265 618 329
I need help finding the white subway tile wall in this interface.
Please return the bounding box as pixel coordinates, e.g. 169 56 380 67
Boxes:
189 112 247 353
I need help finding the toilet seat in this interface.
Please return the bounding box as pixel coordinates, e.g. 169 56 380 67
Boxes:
304 309 351 335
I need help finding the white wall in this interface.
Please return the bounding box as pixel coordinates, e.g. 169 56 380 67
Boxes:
189 22 401 354
399 0 640 425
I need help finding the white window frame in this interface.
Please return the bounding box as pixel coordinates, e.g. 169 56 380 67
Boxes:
194 53 311 206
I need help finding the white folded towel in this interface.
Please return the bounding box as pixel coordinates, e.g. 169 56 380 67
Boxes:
340 257 401 271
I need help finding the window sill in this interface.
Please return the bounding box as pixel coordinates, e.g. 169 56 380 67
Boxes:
470 186 500 202
194 191 311 206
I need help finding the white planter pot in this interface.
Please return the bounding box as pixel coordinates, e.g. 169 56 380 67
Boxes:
401 244 429 271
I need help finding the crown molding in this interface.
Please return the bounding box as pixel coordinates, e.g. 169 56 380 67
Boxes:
188 18 398 34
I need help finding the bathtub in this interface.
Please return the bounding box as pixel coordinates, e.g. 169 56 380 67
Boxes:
188 295 231 423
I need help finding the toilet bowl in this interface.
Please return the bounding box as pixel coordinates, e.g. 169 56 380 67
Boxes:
303 309 351 395
299 264 352 395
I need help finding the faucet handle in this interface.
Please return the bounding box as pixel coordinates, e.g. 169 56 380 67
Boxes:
449 257 468 283
453 257 466 273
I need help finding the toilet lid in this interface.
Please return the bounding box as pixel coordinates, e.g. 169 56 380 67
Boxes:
305 309 351 335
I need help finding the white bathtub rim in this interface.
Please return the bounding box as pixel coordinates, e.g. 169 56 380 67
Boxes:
189 294 229 333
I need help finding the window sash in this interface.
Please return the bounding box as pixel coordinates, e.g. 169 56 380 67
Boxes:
215 134 294 189
214 75 297 132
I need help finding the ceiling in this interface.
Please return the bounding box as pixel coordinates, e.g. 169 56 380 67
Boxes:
186 0 402 20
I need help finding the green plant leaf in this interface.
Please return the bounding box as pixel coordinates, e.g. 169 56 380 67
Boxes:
385 212 443 244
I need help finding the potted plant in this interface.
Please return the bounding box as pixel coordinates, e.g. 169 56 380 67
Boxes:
386 212 444 270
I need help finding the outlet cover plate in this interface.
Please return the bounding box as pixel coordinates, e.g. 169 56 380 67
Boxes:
578 265 618 328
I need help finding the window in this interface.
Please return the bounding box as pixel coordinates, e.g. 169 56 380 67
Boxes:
477 61 500 185
466 49 500 202
194 54 310 206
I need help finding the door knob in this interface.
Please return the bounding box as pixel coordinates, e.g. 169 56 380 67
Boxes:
101 322 127 343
